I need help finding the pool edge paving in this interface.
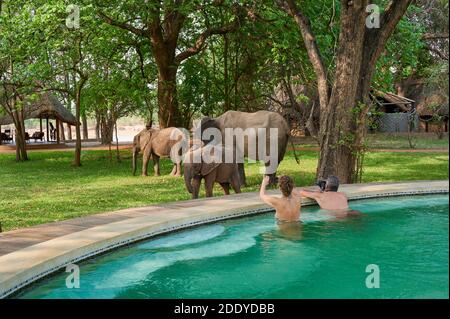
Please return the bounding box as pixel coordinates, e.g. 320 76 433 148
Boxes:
0 180 448 298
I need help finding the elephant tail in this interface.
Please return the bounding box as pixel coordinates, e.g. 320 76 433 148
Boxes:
184 165 193 194
290 136 300 165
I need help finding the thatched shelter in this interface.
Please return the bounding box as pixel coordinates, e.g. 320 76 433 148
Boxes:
415 93 449 132
0 93 77 143
370 90 417 133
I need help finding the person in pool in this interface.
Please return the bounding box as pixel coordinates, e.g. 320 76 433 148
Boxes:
296 175 351 211
260 175 301 222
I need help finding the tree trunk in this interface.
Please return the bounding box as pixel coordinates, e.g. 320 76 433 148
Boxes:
157 66 182 128
316 1 367 183
284 0 412 183
95 112 100 139
100 118 114 145
67 124 72 140
223 34 230 111
82 113 88 140
73 84 84 167
115 120 121 162
8 98 28 161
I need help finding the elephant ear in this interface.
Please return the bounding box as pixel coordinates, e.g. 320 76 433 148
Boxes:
200 145 222 175
200 162 221 176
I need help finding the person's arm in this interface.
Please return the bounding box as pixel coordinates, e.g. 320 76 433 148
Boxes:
297 189 322 200
259 176 279 207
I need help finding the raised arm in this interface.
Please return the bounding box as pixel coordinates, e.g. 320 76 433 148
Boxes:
259 176 279 207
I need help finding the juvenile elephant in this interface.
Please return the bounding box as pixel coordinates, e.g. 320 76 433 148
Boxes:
195 110 295 185
132 127 185 176
183 144 241 199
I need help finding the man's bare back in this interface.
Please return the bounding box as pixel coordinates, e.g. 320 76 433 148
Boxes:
260 176 301 222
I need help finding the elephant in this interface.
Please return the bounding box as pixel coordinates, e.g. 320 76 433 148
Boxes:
132 127 185 176
183 143 242 199
195 110 294 185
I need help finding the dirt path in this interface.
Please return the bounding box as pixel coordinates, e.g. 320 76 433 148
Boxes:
0 143 133 154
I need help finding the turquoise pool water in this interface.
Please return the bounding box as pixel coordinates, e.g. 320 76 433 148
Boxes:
17 194 449 299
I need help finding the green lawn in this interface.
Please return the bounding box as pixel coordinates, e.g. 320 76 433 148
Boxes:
0 148 448 231
365 132 449 149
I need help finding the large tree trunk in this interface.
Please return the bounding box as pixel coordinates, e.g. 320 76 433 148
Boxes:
283 0 412 183
100 3 243 129
156 65 182 128
316 1 367 182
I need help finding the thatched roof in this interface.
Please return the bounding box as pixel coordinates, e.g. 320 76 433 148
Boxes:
415 93 449 117
371 90 415 111
0 93 77 126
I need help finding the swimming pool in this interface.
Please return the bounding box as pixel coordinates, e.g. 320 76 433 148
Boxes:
16 194 449 299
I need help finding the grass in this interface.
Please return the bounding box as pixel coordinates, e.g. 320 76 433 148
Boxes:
365 132 449 149
0 147 448 231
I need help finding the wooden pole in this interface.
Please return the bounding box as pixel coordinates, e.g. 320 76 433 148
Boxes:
46 117 49 141
60 120 66 141
40 117 43 133
56 118 60 144
67 123 72 140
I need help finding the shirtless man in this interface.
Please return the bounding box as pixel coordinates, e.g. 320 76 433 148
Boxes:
296 176 349 210
260 175 301 222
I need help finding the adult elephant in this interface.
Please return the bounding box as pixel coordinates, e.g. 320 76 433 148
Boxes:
196 110 295 185
183 143 241 199
132 127 185 176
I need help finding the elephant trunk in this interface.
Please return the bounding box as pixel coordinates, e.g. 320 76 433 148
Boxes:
184 164 193 194
132 146 138 176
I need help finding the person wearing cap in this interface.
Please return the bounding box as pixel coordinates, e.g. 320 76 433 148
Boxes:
297 175 349 211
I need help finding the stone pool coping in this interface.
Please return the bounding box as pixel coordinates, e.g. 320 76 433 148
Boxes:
0 180 448 298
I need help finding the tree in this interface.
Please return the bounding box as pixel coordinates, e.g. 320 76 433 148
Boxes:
0 0 43 161
280 0 412 183
97 0 248 128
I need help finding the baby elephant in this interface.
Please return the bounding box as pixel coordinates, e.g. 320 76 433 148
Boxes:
132 127 185 177
183 144 241 199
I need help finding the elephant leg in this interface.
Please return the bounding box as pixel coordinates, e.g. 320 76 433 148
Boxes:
238 163 246 186
265 140 287 185
170 165 177 176
174 162 182 177
231 169 242 194
153 154 160 176
191 177 201 199
204 174 215 198
141 149 151 176
219 183 230 195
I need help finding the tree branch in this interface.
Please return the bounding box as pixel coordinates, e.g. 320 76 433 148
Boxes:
364 0 413 67
279 0 329 109
175 4 245 64
98 11 148 37
422 32 449 40
175 23 239 63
